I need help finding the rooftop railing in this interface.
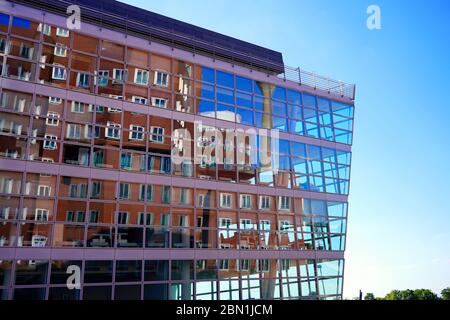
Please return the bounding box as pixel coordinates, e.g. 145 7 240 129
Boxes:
278 65 356 100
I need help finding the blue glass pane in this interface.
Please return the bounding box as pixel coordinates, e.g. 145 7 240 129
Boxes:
272 86 286 101
333 115 353 131
236 108 253 126
236 76 252 92
216 70 234 88
336 150 351 165
287 89 302 105
325 178 339 194
307 145 321 160
272 101 287 117
305 123 319 138
309 176 324 192
198 83 214 100
288 104 302 119
216 87 234 104
12 16 30 28
254 81 264 96
334 129 352 144
254 96 265 111
291 142 306 158
317 97 331 112
331 101 354 118
303 93 316 108
289 119 304 135
319 126 334 141
199 66 214 83
318 112 332 126
216 103 235 121
278 139 290 154
254 112 263 128
292 158 307 174
303 107 317 123
0 13 9 26
236 92 252 108
321 148 337 163
272 116 287 131
197 100 215 117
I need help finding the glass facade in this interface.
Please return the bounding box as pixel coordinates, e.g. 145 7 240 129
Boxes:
0 6 354 300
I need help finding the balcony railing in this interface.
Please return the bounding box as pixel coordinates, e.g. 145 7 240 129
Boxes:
278 65 356 101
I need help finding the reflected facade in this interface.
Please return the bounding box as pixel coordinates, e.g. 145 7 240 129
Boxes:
0 1 354 300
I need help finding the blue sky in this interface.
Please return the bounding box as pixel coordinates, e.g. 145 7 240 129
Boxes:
123 0 450 297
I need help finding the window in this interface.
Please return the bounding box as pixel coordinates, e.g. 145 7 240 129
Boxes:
219 218 232 229
54 44 67 57
239 194 251 209
178 215 188 227
37 185 51 197
0 178 13 194
220 193 232 208
257 260 270 272
219 260 229 271
161 186 171 203
97 70 109 86
238 259 249 271
89 210 99 223
56 27 69 37
66 124 81 139
0 38 6 54
119 183 130 200
278 220 291 232
66 211 74 222
117 212 129 225
0 207 11 220
259 196 271 210
180 188 188 204
91 182 101 199
160 213 170 226
34 209 49 221
52 65 67 80
151 97 168 109
150 126 164 143
13 96 25 112
49 96 62 104
105 122 121 139
69 184 87 198
278 196 290 210
197 195 205 208
39 24 51 36
132 96 148 105
128 125 144 141
76 73 90 88
134 69 149 85
138 184 153 201
120 152 132 170
153 71 169 87
240 219 252 230
46 112 60 126
259 220 271 231
71 101 86 113
19 43 32 59
112 69 126 83
138 212 152 226
43 135 57 150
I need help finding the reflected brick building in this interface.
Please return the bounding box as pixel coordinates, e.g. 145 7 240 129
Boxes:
0 0 355 300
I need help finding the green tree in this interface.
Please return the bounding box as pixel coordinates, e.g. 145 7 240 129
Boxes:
441 288 450 300
384 290 402 300
364 293 376 300
399 289 417 300
414 289 439 300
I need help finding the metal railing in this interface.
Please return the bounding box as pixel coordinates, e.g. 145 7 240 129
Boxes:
278 65 355 100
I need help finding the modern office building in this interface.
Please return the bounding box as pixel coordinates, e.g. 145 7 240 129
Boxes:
0 0 355 300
